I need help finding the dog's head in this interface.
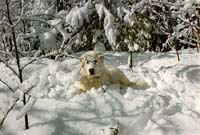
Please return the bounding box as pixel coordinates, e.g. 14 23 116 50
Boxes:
80 51 105 78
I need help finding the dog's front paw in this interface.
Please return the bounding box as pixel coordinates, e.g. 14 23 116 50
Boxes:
136 80 149 89
74 81 81 89
74 80 91 93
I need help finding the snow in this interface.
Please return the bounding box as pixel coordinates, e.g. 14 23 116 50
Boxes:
95 4 105 20
95 4 118 49
196 0 200 4
0 49 200 135
122 0 146 26
39 30 57 50
65 0 93 27
93 30 106 52
31 0 56 16
16 97 37 120
131 0 147 12
182 0 194 11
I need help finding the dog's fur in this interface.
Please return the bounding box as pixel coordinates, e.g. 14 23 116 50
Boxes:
75 51 146 92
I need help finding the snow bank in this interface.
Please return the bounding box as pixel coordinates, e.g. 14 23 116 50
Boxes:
0 49 200 135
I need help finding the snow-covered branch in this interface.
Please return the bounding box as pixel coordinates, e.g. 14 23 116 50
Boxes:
21 51 59 71
95 4 118 50
55 31 78 60
16 97 36 120
65 0 93 27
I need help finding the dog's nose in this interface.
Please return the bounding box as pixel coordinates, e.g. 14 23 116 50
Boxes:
89 68 95 75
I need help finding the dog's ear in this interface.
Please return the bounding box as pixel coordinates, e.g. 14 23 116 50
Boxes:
80 55 86 68
80 56 86 76
80 53 86 63
98 52 105 60
80 56 84 63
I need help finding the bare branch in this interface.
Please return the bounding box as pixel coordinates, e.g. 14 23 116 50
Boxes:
179 39 197 46
21 51 59 71
0 98 19 129
12 0 24 28
0 0 24 28
182 35 200 44
21 16 55 28
63 53 80 59
0 50 14 59
0 20 12 28
55 31 79 60
177 16 200 30
0 58 19 77
0 85 34 129
0 78 15 92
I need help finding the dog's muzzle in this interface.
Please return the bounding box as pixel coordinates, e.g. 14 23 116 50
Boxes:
89 68 95 75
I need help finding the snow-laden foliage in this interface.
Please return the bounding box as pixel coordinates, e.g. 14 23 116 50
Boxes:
0 0 200 56
122 0 147 25
65 0 93 27
96 4 118 50
93 29 106 52
30 0 56 16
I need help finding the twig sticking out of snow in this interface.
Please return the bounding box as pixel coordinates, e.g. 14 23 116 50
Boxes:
128 51 133 69
102 119 120 135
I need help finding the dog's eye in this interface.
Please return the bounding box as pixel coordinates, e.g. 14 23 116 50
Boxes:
94 60 97 64
86 61 89 64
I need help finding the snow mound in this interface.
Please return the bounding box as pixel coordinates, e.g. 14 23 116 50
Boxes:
0 49 200 135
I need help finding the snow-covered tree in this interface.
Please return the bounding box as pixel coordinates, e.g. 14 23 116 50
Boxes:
1 0 200 58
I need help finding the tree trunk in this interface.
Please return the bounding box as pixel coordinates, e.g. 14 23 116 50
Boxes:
6 0 29 130
196 7 200 51
129 51 133 68
175 48 180 61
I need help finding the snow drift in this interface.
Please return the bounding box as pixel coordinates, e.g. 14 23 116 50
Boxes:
0 49 200 135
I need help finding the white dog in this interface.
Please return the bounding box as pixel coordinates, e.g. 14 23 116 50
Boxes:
75 51 147 92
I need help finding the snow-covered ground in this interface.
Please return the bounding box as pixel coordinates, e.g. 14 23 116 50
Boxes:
0 49 200 135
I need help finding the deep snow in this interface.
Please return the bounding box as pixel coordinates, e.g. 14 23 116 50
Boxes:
0 49 200 135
